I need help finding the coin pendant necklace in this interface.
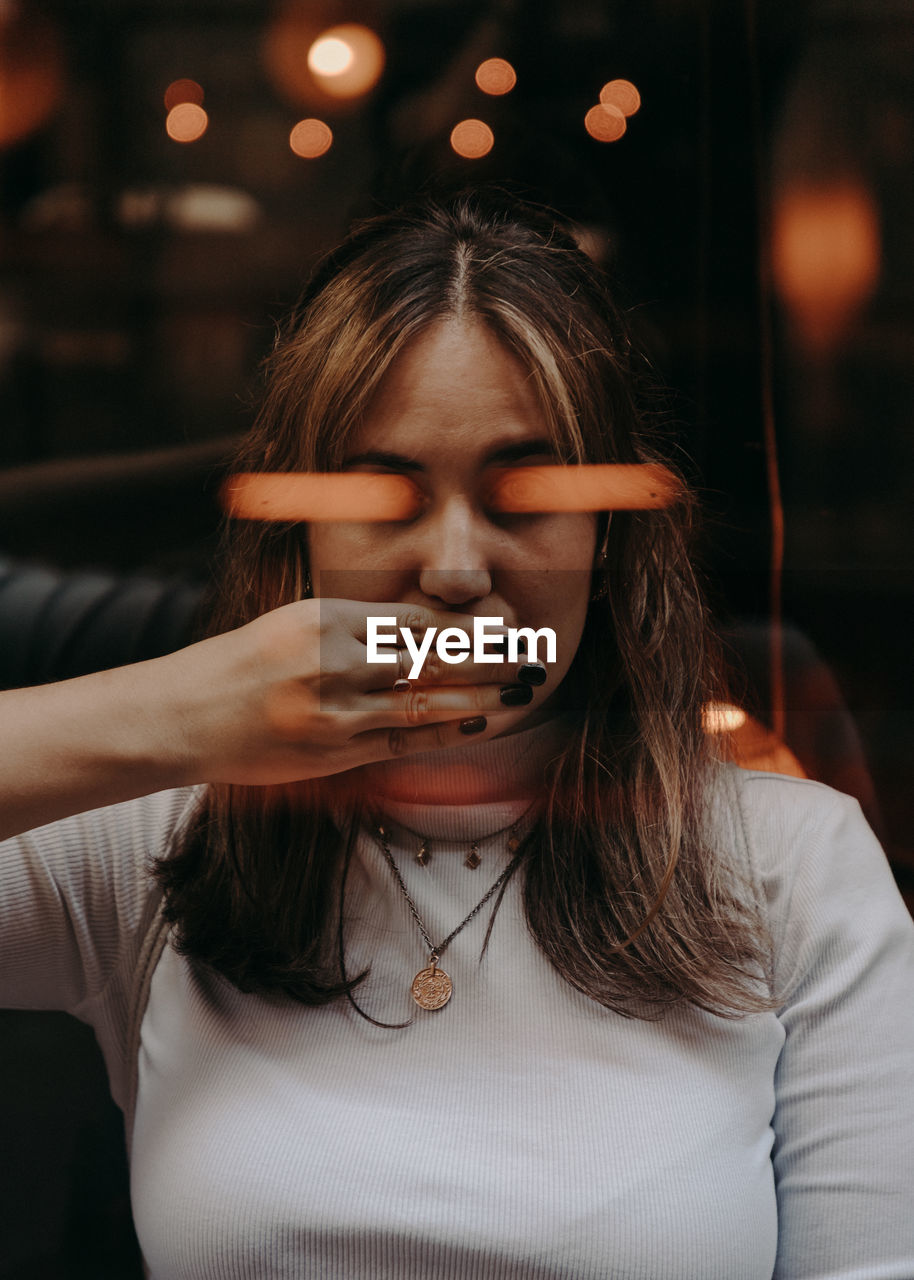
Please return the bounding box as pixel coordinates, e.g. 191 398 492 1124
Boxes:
373 819 529 1011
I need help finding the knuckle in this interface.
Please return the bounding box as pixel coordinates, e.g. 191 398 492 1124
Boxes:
400 607 428 636
387 727 410 757
403 688 431 725
420 650 443 683
472 685 491 712
427 721 449 751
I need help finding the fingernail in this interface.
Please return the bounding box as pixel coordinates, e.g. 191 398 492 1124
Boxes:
517 662 547 686
500 683 534 706
459 716 487 735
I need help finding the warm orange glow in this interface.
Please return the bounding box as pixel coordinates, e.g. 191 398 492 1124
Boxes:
289 118 333 158
0 10 65 149
223 464 680 525
307 24 384 99
308 35 354 76
772 178 881 353
450 118 494 159
164 78 204 111
702 702 749 733
222 473 421 523
165 103 209 143
488 464 680 513
599 79 640 117
585 103 626 142
475 57 516 95
704 704 807 778
262 7 318 107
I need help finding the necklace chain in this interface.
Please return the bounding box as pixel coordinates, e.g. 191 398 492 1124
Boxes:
371 812 533 1010
373 827 526 962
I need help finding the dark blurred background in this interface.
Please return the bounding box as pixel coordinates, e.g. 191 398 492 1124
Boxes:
1 0 913 1273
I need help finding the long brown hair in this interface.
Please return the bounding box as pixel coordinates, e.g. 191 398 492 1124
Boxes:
155 189 773 1019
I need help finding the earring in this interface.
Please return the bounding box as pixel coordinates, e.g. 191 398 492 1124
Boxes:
303 571 312 597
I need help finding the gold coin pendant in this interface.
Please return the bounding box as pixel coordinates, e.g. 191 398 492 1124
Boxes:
411 965 453 1010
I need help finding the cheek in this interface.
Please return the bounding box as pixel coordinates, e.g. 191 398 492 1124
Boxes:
306 526 405 600
515 517 596 673
504 571 592 676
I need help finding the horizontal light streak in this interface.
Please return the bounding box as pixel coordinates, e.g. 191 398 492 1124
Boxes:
223 464 680 523
487 463 680 512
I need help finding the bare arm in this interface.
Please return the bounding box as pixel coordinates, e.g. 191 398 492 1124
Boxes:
0 657 200 842
0 598 532 841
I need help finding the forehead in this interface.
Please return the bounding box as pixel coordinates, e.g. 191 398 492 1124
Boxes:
348 317 550 458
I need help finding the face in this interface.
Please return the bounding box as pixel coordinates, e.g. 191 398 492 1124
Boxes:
308 318 598 730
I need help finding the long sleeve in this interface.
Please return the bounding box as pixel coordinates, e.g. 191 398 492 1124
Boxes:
0 787 199 1104
738 772 914 1280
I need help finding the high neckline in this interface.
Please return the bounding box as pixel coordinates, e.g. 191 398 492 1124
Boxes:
356 719 571 840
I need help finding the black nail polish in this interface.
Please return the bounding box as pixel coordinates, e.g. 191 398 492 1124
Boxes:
459 716 487 735
517 662 547 687
500 683 534 706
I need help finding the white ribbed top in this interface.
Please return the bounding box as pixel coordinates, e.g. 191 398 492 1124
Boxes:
3 728 914 1279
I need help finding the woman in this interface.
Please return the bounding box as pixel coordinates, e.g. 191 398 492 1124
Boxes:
2 191 913 1279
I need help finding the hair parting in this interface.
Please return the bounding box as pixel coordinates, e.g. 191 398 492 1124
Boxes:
155 188 774 1021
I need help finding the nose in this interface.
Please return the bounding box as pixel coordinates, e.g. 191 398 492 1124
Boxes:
417 497 494 606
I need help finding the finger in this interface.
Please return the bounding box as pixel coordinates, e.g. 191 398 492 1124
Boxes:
343 602 481 647
356 681 537 732
340 602 532 687
347 714 499 766
310 614 529 695
358 645 533 691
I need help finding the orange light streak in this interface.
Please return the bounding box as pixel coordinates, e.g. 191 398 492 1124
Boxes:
450 118 494 159
488 464 680 512
166 102 208 143
289 118 333 158
222 473 421 523
475 58 516 95
223 464 681 525
599 79 640 117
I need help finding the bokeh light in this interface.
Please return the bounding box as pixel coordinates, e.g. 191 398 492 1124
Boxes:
289 118 333 159
307 24 385 99
0 9 65 150
164 78 204 111
772 178 881 353
166 103 209 144
475 58 516 96
307 36 353 77
450 119 494 159
585 103 626 142
702 702 749 734
599 79 641 117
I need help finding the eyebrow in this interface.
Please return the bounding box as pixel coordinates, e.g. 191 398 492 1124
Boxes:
342 438 560 471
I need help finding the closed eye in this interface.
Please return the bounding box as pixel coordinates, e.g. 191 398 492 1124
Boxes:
486 464 680 513
344 465 428 522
